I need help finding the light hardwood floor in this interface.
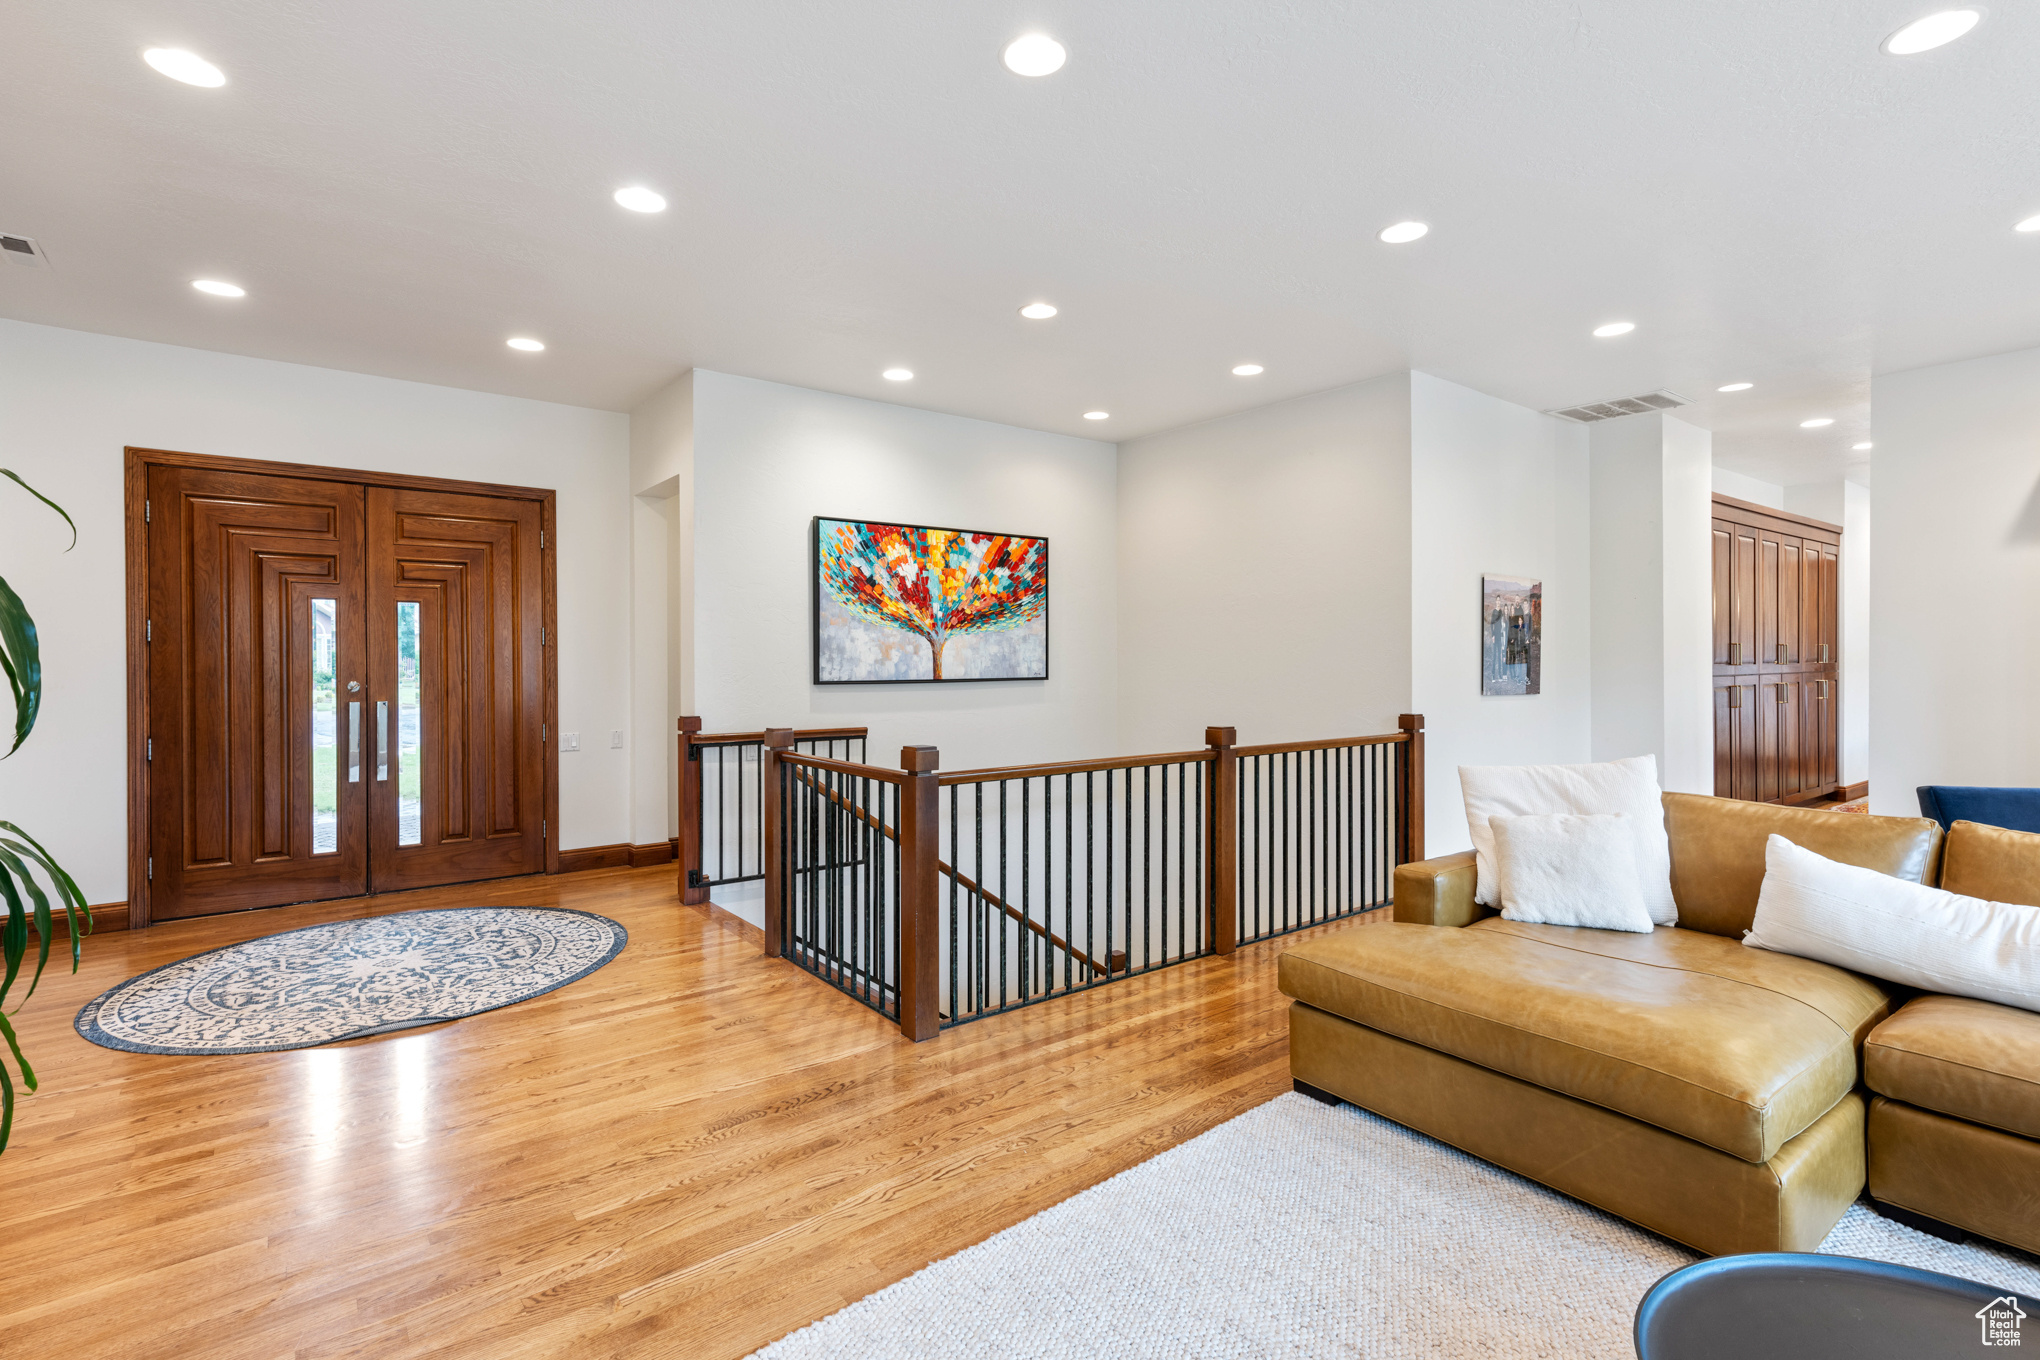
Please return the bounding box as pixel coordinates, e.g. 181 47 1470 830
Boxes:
2 867 1380 1359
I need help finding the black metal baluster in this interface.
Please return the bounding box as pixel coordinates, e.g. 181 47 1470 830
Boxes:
949 785 959 1023
1064 773 1075 993
1104 768 1115 981
1020 777 1032 1003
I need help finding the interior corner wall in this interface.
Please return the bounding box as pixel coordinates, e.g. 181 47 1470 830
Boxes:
688 368 1118 763
1784 480 1870 786
627 371 695 848
1409 372 1594 853
0 318 633 905
1712 467 1784 508
1115 373 1413 755
1872 346 2040 815
1588 412 1713 795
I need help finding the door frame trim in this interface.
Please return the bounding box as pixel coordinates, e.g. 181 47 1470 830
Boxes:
125 447 561 927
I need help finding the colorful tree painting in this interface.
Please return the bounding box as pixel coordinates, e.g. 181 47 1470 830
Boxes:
817 519 1048 680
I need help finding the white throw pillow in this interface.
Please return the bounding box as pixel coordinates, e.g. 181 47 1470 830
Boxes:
1459 755 1675 925
1490 813 1655 933
1745 835 2040 1013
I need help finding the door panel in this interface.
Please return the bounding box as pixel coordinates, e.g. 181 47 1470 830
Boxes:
366 487 544 892
1714 681 1756 801
148 466 368 918
1778 539 1800 665
1731 527 1757 669
1712 522 1732 665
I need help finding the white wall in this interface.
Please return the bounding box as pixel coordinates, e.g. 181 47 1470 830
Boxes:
1588 413 1715 794
1873 346 2040 814
1712 467 1784 508
0 319 632 905
687 370 1119 768
1785 480 1870 786
1116 373 1413 754
1410 372 1594 852
627 372 694 848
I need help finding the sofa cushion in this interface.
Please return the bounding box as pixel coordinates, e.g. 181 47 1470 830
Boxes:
1277 918 1894 1163
1865 995 2040 1141
1662 792 1943 938
1940 820 2040 908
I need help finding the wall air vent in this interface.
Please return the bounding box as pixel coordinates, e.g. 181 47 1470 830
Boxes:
0 233 48 267
1546 389 1690 423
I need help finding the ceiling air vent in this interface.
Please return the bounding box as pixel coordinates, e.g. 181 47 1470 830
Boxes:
1546 389 1689 423
1 233 48 267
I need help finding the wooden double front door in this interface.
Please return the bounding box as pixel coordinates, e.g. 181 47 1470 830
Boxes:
140 457 552 920
1711 494 1840 805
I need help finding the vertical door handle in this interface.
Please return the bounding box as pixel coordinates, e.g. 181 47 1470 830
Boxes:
348 701 361 782
376 701 389 781
1776 644 1787 664
1821 644 1830 662
1728 642 1741 666
1727 686 1742 709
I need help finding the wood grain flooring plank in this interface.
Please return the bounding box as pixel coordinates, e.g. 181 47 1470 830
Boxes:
0 865 1383 1359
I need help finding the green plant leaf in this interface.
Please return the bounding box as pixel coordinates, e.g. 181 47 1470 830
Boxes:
0 573 38 758
0 867 23 1017
0 1045 13 1155
0 470 77 550
0 849 50 1006
0 824 88 972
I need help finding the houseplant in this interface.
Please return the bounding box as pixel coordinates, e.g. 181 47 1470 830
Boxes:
0 469 90 1152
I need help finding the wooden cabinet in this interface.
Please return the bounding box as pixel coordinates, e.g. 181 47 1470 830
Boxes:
1711 495 1841 805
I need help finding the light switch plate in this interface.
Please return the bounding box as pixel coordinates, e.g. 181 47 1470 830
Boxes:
611 730 624 748
562 732 580 751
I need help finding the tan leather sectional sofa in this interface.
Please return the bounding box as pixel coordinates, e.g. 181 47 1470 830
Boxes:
1279 792 2040 1257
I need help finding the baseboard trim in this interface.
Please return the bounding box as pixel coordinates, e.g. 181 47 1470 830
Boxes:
28 903 132 939
557 840 679 874
1839 780 1869 802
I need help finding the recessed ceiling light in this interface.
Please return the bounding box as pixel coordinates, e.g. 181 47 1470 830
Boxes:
1717 382 1754 392
143 48 225 87
883 367 914 381
613 186 667 213
507 337 545 352
2016 215 2040 233
1019 302 1058 320
1883 9 1981 55
1083 411 1110 420
1592 321 1636 338
1853 441 1874 451
1378 221 1429 245
1800 417 1834 428
191 279 244 297
1232 364 1264 376
1003 34 1066 77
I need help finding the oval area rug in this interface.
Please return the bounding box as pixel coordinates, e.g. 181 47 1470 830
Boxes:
75 907 627 1055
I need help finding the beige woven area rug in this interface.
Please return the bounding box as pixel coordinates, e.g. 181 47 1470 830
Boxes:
755 1092 2040 1358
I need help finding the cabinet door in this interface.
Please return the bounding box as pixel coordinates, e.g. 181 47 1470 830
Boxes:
1730 524 1758 667
1800 541 1825 667
1778 538 1801 665
1760 679 1802 802
1813 677 1839 791
1712 521 1732 665
1714 680 1757 800
1756 530 1781 673
1821 545 1840 668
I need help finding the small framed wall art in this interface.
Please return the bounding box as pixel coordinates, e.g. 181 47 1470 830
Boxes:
1481 574 1542 696
813 517 1049 684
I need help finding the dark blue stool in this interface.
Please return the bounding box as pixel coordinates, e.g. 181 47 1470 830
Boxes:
1635 1253 2035 1358
1917 785 2040 835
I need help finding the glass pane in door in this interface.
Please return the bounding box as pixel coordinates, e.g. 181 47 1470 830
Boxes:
396 602 422 846
311 598 338 855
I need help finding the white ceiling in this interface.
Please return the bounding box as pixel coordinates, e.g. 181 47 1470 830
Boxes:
8 1 2040 485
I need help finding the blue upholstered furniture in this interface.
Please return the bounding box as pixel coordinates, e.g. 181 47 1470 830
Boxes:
1915 786 2040 836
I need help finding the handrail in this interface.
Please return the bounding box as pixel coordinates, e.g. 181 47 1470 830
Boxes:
784 763 1114 978
780 750 907 784
695 725 868 746
1232 732 1410 759
938 749 1215 786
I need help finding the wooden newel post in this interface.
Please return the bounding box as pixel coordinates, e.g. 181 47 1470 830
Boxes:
760 727 795 958
1396 713 1426 866
897 744 941 1042
1205 726 1238 956
678 716 706 904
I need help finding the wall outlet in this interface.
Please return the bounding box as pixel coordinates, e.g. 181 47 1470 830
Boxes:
562 732 580 751
611 730 624 748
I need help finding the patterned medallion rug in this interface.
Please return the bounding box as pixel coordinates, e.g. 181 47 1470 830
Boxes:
75 907 627 1055
756 1093 2040 1359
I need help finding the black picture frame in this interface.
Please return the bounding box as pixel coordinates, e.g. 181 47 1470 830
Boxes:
812 516 1050 686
